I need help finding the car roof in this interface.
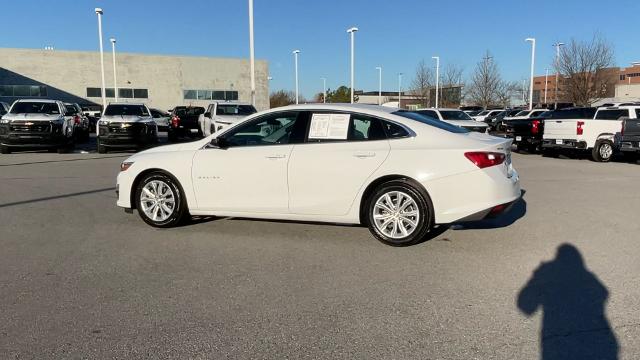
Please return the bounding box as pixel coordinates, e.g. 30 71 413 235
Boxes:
14 99 59 103
107 102 146 106
272 103 399 114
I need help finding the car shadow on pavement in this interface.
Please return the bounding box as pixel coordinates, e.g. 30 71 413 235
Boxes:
449 190 527 230
0 187 115 208
517 244 619 360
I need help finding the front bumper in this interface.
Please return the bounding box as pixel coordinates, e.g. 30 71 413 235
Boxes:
0 123 68 147
541 139 587 149
98 122 157 147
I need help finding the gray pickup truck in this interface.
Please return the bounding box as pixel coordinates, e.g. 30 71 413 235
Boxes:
618 117 640 156
0 99 76 154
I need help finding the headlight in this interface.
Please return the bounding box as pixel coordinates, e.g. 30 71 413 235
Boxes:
120 161 134 172
0 119 10 124
99 120 109 126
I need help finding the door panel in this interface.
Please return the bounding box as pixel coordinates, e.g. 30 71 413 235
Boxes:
288 140 390 215
192 145 293 212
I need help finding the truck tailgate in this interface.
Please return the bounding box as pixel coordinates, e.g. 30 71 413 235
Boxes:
622 119 640 142
543 119 577 139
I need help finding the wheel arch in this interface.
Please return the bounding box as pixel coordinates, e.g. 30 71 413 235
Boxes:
130 168 188 210
358 174 434 225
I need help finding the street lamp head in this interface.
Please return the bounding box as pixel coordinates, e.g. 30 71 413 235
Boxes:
110 37 116 44
267 76 273 80
525 38 535 42
432 56 439 60
347 27 359 33
292 49 300 54
376 66 382 70
94 7 103 14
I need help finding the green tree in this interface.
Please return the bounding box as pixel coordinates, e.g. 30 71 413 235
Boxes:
325 86 358 103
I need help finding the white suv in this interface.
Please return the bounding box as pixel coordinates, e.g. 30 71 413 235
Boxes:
412 108 489 132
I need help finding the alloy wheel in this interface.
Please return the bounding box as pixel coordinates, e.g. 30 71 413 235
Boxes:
372 191 420 239
140 180 176 222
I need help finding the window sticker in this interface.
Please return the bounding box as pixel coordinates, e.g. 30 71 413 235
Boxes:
309 113 350 140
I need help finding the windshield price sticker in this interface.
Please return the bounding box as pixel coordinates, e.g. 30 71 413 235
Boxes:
309 113 350 140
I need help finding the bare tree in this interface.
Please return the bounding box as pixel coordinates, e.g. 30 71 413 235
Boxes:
440 64 464 108
269 90 296 108
465 51 503 108
411 60 434 108
495 81 520 108
555 35 615 106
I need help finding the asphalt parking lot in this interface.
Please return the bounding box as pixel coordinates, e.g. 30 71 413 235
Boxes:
1 143 639 359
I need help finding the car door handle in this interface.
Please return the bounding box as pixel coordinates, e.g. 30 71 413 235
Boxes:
265 154 287 159
353 152 376 158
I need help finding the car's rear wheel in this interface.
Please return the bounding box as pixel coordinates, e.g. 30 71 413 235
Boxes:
366 180 433 246
135 172 187 227
592 140 613 162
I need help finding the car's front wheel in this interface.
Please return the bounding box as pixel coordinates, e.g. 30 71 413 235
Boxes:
135 172 187 227
366 180 433 246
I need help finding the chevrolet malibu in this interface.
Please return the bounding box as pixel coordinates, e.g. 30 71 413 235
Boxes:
116 104 520 246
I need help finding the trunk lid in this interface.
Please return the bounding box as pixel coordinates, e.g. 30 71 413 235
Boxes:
543 119 579 139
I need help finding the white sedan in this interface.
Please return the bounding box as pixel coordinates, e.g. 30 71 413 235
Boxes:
116 104 521 246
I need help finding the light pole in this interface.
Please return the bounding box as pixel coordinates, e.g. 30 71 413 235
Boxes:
525 38 536 110
432 56 440 108
398 73 403 109
293 50 300 104
320 77 326 103
347 27 358 104
110 37 118 102
248 0 256 107
376 66 382 105
553 42 565 108
95 8 106 109
544 68 549 105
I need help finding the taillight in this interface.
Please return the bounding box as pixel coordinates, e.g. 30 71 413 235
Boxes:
531 119 540 135
621 121 624 136
171 115 180 128
74 115 81 125
577 121 584 135
464 152 506 169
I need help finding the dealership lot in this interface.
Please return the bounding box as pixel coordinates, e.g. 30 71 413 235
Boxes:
1 148 640 358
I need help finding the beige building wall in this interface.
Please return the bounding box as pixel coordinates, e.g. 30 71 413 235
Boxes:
0 48 269 111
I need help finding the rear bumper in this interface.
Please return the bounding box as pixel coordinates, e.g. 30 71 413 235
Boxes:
168 125 200 137
541 138 587 149
619 141 640 152
512 134 541 145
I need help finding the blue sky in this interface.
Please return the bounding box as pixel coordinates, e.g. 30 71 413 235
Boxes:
2 0 639 98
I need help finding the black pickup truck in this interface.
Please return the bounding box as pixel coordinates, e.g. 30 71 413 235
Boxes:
167 106 205 142
618 117 640 156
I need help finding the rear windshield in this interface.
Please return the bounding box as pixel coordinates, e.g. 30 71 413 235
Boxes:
10 102 60 114
439 110 474 121
174 107 205 117
104 104 149 116
477 110 490 116
64 104 79 114
515 110 530 117
549 108 596 119
595 109 629 120
393 111 469 133
216 104 257 116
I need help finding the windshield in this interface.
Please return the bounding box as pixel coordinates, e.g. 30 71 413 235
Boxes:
10 102 60 114
64 104 79 114
595 109 628 120
217 104 257 116
477 110 490 116
174 107 205 117
393 111 469 133
104 104 149 116
439 110 474 121
515 110 530 117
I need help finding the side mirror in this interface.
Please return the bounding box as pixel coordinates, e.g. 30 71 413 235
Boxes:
204 112 211 118
209 137 228 149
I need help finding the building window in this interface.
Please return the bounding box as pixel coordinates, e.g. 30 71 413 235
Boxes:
0 85 48 97
184 89 239 101
119 88 133 98
87 87 101 97
133 89 148 99
620 75 626 81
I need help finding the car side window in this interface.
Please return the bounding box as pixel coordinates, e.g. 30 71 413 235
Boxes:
636 109 640 118
382 121 409 138
417 110 438 119
223 111 304 147
349 114 386 141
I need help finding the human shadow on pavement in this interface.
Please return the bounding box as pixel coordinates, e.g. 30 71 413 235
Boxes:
517 244 618 360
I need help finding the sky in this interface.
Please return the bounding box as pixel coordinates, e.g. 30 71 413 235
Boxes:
2 0 639 99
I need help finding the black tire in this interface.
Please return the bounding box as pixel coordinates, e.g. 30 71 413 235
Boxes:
57 142 73 154
366 180 433 246
0 145 10 154
167 131 178 142
592 140 613 162
97 138 107 154
135 172 188 228
542 148 559 158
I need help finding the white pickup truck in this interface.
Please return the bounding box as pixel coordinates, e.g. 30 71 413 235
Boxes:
542 105 640 162
198 102 257 136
